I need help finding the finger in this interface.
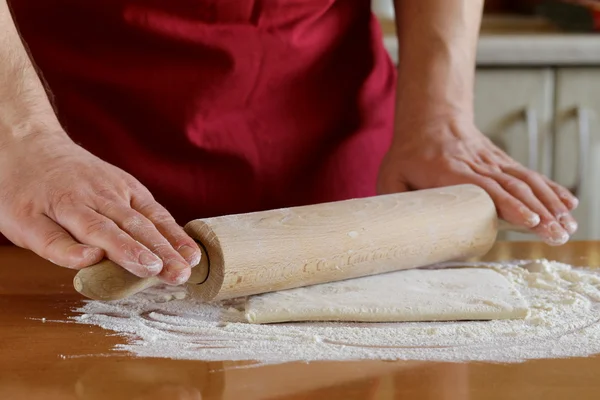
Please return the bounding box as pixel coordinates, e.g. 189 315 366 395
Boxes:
102 204 192 285
19 215 104 269
132 196 202 268
57 208 164 278
473 166 551 223
503 166 577 235
542 176 579 211
451 171 541 229
126 179 203 267
470 167 570 245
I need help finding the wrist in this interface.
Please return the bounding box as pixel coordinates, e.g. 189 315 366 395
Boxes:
395 67 474 116
0 118 70 151
395 45 476 116
392 108 478 146
394 98 474 130
396 97 474 123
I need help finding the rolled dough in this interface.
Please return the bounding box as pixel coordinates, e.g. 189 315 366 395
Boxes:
245 267 529 324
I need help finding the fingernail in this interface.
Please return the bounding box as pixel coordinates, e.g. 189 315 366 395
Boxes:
139 252 163 274
558 214 578 234
178 245 201 267
546 222 569 246
522 210 541 228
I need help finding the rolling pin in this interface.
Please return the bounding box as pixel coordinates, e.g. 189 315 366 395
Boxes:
73 184 504 302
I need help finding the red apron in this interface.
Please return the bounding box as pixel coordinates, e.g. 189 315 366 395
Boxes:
6 0 395 228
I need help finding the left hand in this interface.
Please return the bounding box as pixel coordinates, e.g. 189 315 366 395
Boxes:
377 114 579 245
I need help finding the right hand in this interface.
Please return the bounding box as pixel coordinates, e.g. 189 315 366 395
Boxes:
0 131 202 284
377 114 579 246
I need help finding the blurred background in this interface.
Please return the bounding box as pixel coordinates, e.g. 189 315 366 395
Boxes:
373 0 600 242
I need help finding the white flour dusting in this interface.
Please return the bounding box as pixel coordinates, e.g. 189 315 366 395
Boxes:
67 259 600 365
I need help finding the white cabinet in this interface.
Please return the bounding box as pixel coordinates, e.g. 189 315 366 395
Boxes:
554 69 600 240
474 69 554 177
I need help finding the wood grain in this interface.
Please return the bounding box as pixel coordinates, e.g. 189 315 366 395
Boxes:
184 184 498 301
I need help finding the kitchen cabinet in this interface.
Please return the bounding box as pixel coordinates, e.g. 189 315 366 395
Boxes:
474 69 554 177
554 69 600 240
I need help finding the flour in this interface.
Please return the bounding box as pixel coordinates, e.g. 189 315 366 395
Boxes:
67 259 600 365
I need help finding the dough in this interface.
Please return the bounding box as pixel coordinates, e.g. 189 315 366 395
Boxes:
245 267 529 324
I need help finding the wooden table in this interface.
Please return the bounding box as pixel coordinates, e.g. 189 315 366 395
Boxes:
2 242 600 399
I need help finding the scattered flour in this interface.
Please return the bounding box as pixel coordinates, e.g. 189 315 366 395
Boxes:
67 259 600 365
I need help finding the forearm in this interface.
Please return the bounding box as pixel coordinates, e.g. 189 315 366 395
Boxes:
0 1 64 148
392 0 483 121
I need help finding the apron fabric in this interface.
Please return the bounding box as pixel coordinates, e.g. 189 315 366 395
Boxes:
5 0 396 240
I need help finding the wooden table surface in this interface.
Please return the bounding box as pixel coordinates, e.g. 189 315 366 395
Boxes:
2 241 600 400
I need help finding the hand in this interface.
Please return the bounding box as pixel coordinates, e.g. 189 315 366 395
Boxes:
377 115 579 245
0 132 201 284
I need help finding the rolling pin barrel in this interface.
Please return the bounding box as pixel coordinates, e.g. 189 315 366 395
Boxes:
184 184 498 301
73 184 498 301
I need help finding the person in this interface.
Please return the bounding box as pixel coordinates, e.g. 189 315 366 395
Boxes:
0 0 578 286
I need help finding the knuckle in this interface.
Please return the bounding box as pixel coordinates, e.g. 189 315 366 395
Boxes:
84 218 112 237
127 177 146 192
474 175 497 190
120 242 151 264
133 200 153 215
40 229 67 250
142 206 174 225
127 178 154 199
477 163 500 175
151 211 175 225
95 187 125 202
121 214 147 232
53 191 76 207
528 171 547 185
47 191 76 218
149 242 174 255
505 178 530 193
96 199 119 215
14 200 36 219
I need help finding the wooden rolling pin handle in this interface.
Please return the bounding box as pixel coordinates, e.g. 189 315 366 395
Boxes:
73 244 209 301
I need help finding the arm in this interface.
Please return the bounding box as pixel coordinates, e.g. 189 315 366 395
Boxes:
378 0 579 245
392 0 481 126
0 0 64 147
